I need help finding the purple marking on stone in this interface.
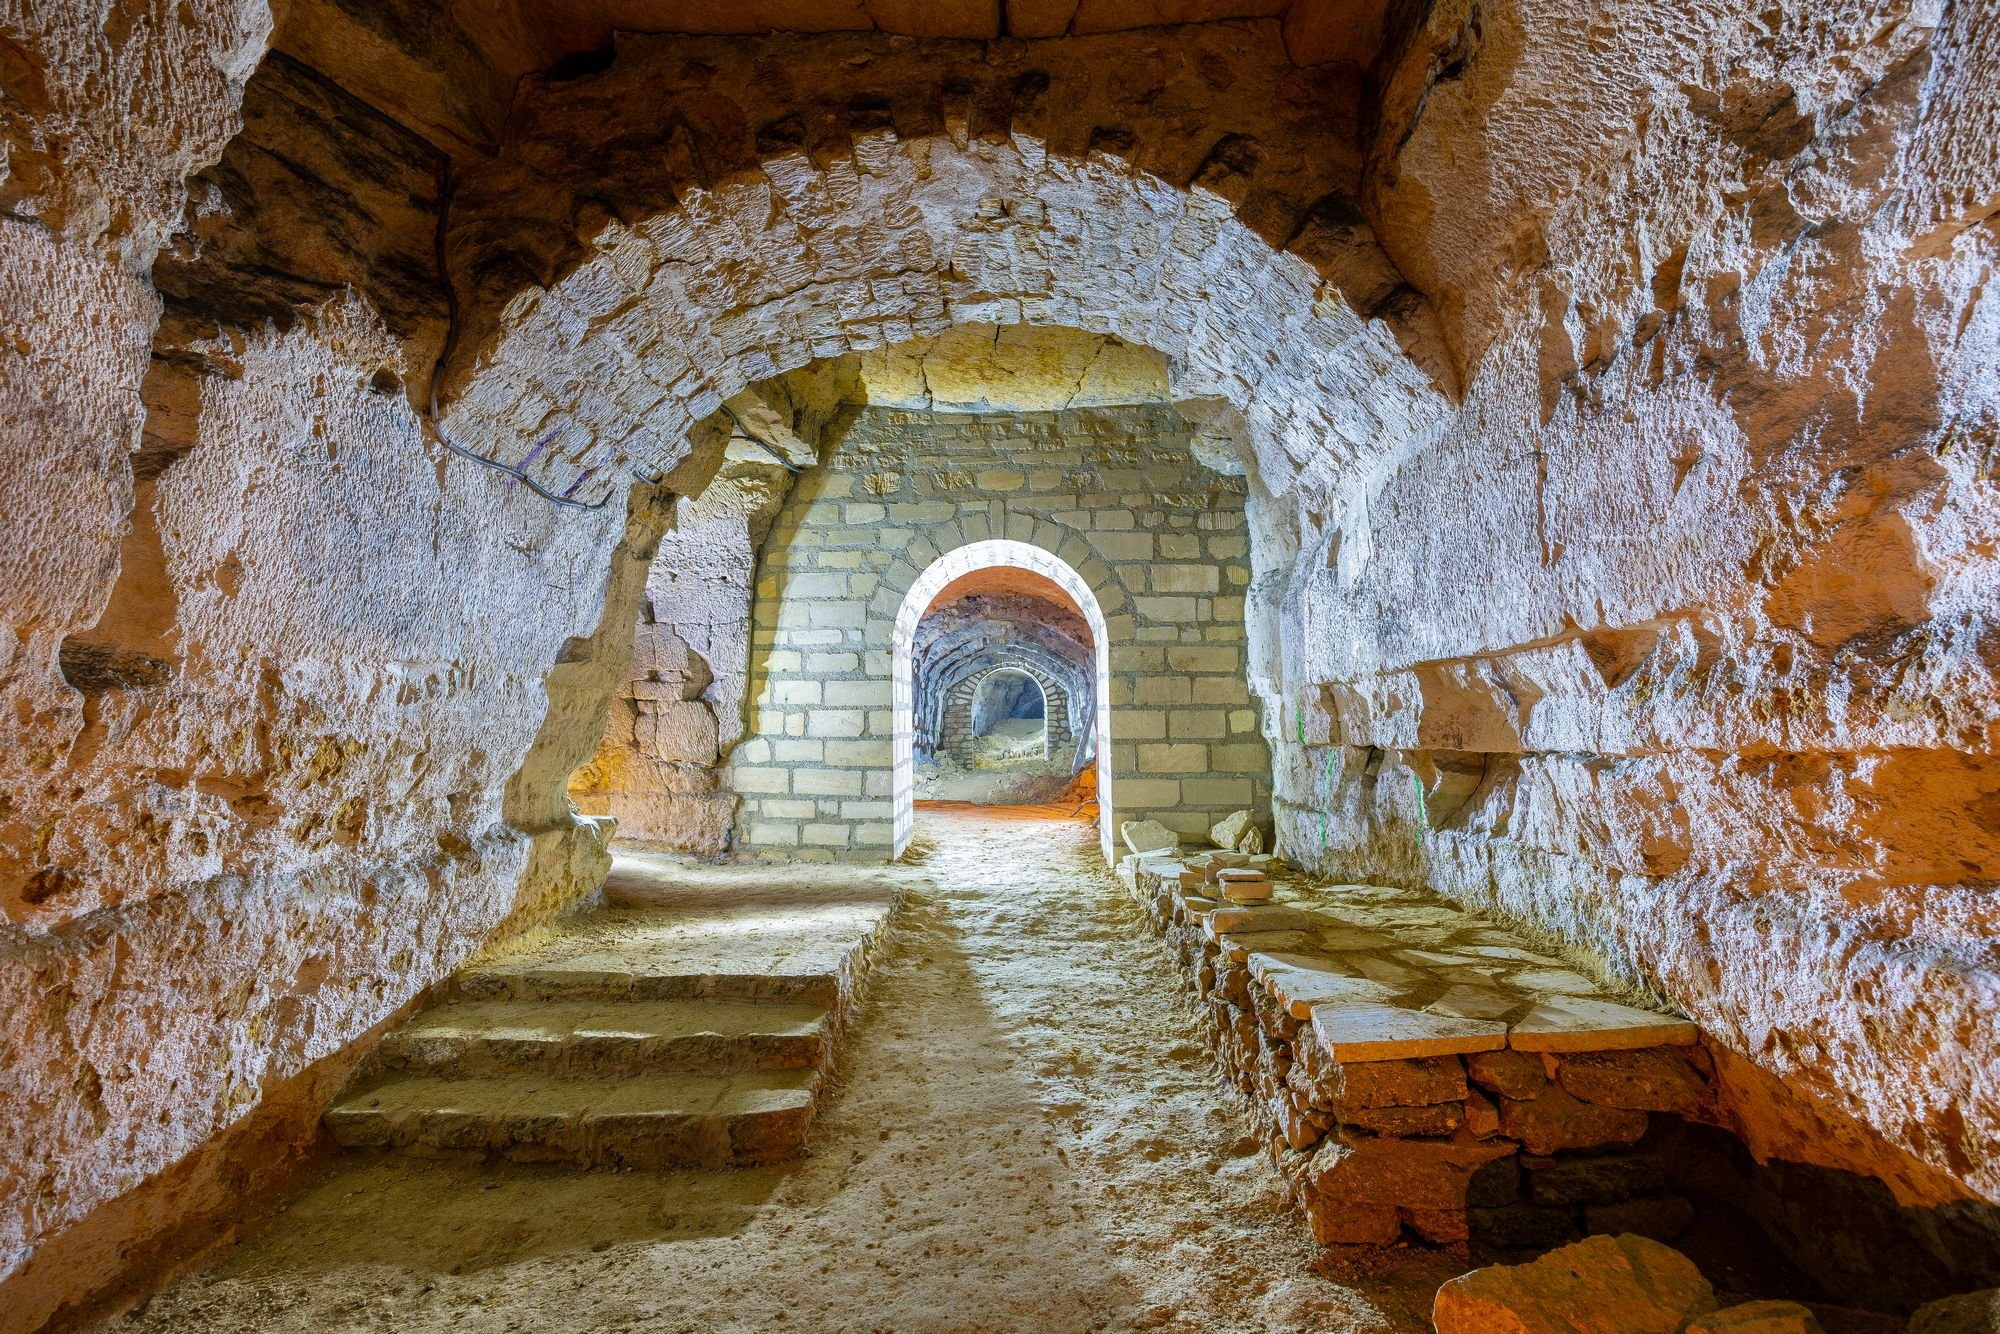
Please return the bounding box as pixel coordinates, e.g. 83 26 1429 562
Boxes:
509 427 561 483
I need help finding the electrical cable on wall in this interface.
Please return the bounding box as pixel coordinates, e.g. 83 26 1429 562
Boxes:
418 155 650 512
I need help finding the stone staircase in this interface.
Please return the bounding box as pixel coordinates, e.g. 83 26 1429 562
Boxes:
325 851 906 1170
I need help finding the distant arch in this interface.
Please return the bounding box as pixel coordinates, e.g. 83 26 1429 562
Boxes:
892 540 1112 858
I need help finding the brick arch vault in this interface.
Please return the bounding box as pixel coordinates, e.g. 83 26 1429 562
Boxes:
893 540 1113 859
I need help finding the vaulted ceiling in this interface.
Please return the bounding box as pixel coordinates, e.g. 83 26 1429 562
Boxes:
443 0 1387 68
275 0 1402 158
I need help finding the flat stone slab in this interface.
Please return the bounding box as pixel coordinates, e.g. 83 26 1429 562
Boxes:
380 999 832 1077
1510 997 1700 1052
326 1069 818 1169
1134 860 1697 1061
1249 952 1402 1018
1311 1002 1509 1061
1204 904 1316 937
1213 929 1316 965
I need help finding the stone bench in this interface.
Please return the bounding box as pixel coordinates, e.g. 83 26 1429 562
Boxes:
1122 850 1710 1252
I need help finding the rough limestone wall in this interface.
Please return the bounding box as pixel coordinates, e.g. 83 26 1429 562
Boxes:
0 295 661 1326
1258 0 2000 1245
731 404 1269 857
0 16 666 1325
568 478 780 854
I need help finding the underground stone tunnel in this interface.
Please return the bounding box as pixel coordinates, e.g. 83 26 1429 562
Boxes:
1 0 1997 1330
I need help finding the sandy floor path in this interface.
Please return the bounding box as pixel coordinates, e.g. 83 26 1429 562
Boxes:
109 807 1452 1333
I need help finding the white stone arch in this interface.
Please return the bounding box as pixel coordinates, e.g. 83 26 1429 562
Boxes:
892 539 1113 860
444 130 1456 522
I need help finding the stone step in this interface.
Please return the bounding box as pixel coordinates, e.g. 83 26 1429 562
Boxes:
324 1069 820 1169
375 999 832 1078
451 953 846 1007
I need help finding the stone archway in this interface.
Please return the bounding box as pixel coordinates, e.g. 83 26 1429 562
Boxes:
943 665 1068 765
892 539 1114 859
726 400 1270 866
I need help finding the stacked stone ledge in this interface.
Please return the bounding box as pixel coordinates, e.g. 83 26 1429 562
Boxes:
1122 851 1711 1252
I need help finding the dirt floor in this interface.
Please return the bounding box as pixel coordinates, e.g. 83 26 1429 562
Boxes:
104 805 1461 1333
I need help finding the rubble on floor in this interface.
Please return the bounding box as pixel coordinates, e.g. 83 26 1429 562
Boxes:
1434 1233 1833 1333
1122 846 1710 1252
325 851 907 1170
1910 1289 2000 1334
1209 808 1264 854
1120 818 1179 855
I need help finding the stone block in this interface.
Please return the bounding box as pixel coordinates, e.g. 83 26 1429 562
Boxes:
1116 779 1182 806
784 572 849 600
800 823 851 847
806 709 867 738
824 740 890 766
1433 1234 1717 1334
1342 1102 1464 1137
1166 709 1228 739
1908 1289 2000 1334
746 820 799 847
773 680 822 706
825 680 891 707
1327 1055 1468 1110
1134 675 1192 705
1138 742 1209 773
1210 809 1255 849
1206 743 1268 772
1468 1049 1548 1101
1111 709 1167 740
1303 1133 1518 1215
644 700 719 765
1120 819 1178 854
1312 1003 1507 1062
1555 1047 1706 1113
1498 1087 1650 1156
795 769 864 797
731 767 791 795
1510 997 1699 1052
1136 595 1198 621
1151 564 1220 594
1685 1301 1824 1333
1167 646 1238 675
1192 676 1251 705
1090 532 1154 561
1182 778 1254 806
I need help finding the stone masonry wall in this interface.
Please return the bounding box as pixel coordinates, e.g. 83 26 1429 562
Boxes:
728 403 1271 859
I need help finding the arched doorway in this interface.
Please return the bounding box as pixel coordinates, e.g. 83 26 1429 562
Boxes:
893 540 1113 860
963 667 1049 762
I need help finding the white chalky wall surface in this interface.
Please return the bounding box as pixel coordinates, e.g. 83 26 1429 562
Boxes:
730 409 1271 861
